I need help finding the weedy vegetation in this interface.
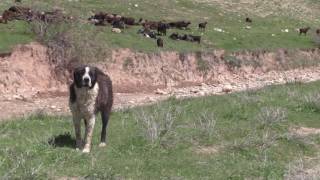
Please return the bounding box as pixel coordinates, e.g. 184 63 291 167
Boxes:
1 81 320 179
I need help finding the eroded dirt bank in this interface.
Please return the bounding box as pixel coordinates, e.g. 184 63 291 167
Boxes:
1 43 320 120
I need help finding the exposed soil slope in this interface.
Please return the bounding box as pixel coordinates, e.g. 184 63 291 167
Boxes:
1 43 320 120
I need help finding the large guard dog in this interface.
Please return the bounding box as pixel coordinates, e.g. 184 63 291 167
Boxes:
69 65 113 153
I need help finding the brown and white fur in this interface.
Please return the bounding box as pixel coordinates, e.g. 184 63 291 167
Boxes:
69 66 113 153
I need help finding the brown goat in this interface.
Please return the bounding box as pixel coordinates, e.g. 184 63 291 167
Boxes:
299 27 310 35
245 17 252 23
157 38 164 47
142 20 160 30
198 22 207 31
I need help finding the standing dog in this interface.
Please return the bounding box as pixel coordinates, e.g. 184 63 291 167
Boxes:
69 65 113 153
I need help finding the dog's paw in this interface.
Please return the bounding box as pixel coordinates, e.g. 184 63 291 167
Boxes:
82 148 91 153
99 142 106 147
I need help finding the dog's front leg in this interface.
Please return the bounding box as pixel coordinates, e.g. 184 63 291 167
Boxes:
72 115 82 150
82 116 96 153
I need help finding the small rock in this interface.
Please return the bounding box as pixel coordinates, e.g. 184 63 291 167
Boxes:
190 89 199 93
214 28 224 32
13 94 25 101
111 28 122 33
155 89 168 95
222 85 233 93
145 97 156 102
201 83 208 87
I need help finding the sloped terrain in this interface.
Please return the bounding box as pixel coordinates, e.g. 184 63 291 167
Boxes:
2 43 320 120
0 0 319 53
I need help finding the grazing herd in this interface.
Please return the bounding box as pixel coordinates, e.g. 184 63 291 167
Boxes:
88 11 205 47
1 5 320 48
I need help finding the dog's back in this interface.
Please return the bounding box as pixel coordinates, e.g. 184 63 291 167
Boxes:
95 68 113 114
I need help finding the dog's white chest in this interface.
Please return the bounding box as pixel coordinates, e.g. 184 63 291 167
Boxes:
71 83 99 118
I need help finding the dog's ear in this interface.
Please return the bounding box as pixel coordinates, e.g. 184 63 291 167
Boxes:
73 67 83 88
89 66 98 88
69 83 77 103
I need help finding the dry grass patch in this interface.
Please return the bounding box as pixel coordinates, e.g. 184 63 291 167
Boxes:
194 145 220 155
285 156 320 180
291 127 320 137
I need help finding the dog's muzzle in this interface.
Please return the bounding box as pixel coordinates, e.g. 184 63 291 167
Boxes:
82 77 92 87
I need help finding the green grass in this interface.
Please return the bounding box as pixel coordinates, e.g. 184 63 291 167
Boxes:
0 0 319 53
0 21 34 53
1 81 320 179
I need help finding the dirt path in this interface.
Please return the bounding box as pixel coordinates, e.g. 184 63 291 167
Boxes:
0 93 167 121
1 65 320 121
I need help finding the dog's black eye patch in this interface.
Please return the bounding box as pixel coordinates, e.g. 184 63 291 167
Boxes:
74 67 86 88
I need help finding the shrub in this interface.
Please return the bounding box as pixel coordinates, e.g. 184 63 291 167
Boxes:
224 55 242 69
196 58 210 73
301 92 320 112
122 58 134 70
194 110 216 138
257 107 287 126
133 105 183 145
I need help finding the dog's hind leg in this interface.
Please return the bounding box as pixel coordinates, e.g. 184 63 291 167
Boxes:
99 111 110 147
72 115 82 150
82 116 96 153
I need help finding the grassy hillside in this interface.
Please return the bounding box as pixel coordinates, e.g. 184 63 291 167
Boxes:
1 81 320 179
0 0 319 53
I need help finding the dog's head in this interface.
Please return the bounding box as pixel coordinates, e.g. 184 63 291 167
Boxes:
73 66 97 89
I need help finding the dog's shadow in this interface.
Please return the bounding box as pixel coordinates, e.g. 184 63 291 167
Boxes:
48 132 76 148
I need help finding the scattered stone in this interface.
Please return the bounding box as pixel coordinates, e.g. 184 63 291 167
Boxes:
155 89 168 95
194 146 219 155
213 28 225 33
222 85 233 93
12 94 30 101
112 28 122 33
145 97 156 102
190 89 199 93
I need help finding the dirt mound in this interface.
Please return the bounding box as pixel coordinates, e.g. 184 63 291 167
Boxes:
2 43 320 120
2 43 320 98
107 48 320 93
0 43 65 100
